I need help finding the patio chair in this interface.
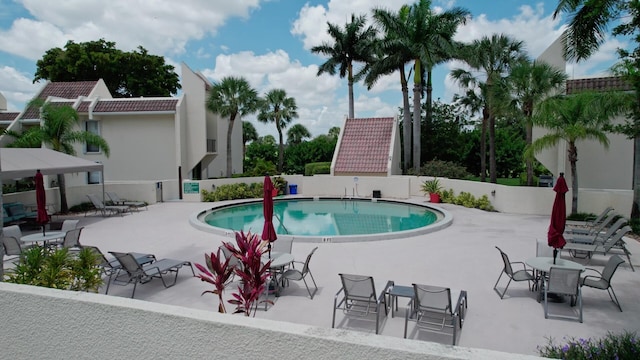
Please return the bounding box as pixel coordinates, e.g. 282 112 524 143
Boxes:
403 284 467 345
567 217 626 245
544 267 583 323
580 255 625 311
566 207 614 234
2 225 24 245
563 225 634 271
85 194 130 217
83 246 156 294
109 251 195 298
272 238 293 254
220 245 242 283
1 236 33 264
493 246 535 299
281 247 318 299
536 239 554 257
106 192 147 211
332 273 391 334
60 219 80 232
61 227 84 251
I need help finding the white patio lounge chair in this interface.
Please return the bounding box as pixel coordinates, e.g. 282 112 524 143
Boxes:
106 192 147 211
86 194 130 217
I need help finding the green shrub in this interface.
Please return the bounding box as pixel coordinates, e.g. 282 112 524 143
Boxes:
409 160 470 179
305 162 331 176
538 331 640 359
69 202 94 214
202 182 265 202
567 212 597 221
246 158 277 177
5 246 102 292
438 188 495 211
630 218 640 235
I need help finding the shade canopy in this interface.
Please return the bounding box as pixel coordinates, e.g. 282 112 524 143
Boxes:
0 148 103 180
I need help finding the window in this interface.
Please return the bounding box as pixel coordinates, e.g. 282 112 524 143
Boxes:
88 171 102 184
85 120 100 153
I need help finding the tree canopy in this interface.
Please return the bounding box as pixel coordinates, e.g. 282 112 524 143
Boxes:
34 39 181 98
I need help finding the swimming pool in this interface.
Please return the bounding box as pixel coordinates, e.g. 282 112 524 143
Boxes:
190 197 452 243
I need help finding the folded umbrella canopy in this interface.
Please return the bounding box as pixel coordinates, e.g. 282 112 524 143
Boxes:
548 173 568 264
35 170 49 235
261 176 277 257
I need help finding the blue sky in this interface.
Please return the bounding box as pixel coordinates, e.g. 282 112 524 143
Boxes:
0 0 625 138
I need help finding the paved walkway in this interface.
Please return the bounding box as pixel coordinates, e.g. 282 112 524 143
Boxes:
56 199 640 356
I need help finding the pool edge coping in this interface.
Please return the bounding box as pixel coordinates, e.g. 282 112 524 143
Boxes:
188 196 453 243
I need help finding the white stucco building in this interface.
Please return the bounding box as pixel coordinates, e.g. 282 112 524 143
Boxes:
0 64 243 201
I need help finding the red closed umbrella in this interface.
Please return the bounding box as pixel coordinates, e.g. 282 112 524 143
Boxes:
261 175 277 257
548 173 568 264
35 170 49 235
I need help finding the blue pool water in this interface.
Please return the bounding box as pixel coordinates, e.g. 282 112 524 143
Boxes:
203 198 440 237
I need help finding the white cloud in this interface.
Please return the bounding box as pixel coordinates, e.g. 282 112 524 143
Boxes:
0 66 43 111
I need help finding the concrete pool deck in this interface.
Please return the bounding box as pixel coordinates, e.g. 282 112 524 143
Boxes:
47 198 640 356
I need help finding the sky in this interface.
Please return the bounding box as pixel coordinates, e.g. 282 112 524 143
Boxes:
0 0 627 139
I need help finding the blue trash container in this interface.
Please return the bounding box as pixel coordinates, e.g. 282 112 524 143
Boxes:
288 184 298 195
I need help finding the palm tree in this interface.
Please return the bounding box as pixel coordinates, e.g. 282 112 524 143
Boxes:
368 5 414 172
206 76 259 178
5 100 110 213
311 13 377 119
554 0 640 220
507 58 568 186
527 90 631 214
287 124 311 145
328 126 340 138
242 121 258 158
257 89 298 173
452 33 526 183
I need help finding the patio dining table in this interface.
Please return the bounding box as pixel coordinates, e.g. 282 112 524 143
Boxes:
261 251 294 302
525 256 585 302
21 231 65 247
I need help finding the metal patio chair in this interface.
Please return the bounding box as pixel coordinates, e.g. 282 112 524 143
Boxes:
493 246 535 299
332 273 391 334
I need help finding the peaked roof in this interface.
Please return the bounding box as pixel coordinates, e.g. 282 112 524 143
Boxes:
21 81 99 119
333 117 394 174
0 112 19 121
92 99 179 113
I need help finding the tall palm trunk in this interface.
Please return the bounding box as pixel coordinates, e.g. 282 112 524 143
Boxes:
57 173 68 213
425 70 434 163
412 82 422 171
400 67 411 173
347 62 355 119
633 135 640 219
277 123 284 173
489 113 497 183
480 107 488 182
226 114 236 178
568 142 579 215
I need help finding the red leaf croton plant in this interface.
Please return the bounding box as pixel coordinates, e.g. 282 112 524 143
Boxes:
196 231 272 316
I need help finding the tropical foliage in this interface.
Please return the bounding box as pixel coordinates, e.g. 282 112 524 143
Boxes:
553 0 640 220
312 13 377 119
258 89 299 172
34 39 180 97
527 90 631 214
286 124 311 145
206 76 260 178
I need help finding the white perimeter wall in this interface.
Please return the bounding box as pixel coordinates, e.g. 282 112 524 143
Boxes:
0 283 542 360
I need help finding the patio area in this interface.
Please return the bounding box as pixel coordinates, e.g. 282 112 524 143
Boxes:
49 198 640 356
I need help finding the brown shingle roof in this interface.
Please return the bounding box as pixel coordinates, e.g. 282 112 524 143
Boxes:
76 101 92 113
21 81 99 119
0 112 19 121
93 99 178 113
334 117 394 174
566 76 632 94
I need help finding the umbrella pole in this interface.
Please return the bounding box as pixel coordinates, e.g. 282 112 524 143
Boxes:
42 224 46 236
268 243 271 259
553 249 557 264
